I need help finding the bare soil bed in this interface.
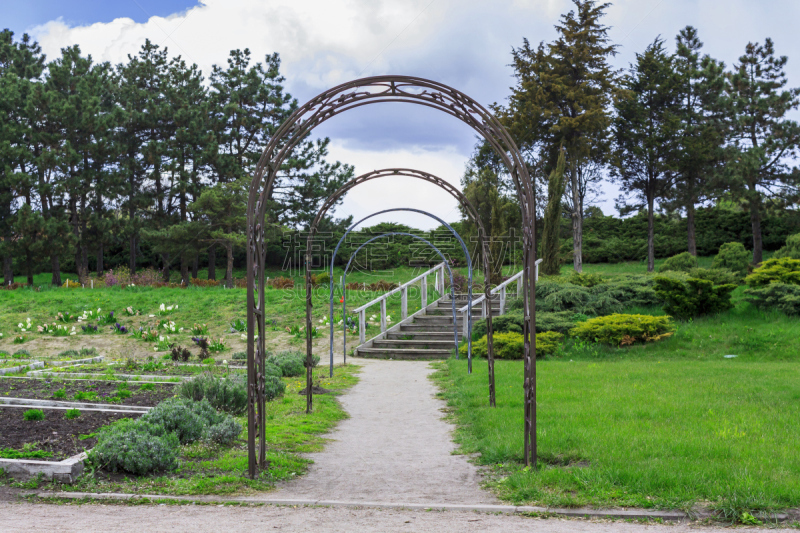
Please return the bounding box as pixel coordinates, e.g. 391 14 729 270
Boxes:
0 408 140 460
0 379 174 407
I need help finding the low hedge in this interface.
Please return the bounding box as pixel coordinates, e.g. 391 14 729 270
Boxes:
459 331 564 359
569 314 674 346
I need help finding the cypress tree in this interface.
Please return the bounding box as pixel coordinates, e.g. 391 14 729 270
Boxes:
541 148 567 276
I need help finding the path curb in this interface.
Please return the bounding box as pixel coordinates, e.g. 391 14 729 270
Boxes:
32 491 688 521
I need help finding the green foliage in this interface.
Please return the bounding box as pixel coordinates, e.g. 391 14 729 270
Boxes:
774 233 800 260
745 257 800 287
64 408 81 420
566 272 607 287
654 277 736 319
142 397 220 444
541 149 566 276
315 271 330 286
267 351 319 378
657 252 698 273
52 388 66 399
232 351 246 360
139 383 154 391
205 417 242 446
90 419 180 476
744 283 800 316
712 242 751 276
461 331 563 359
570 314 674 346
689 267 741 286
74 391 98 402
0 448 52 459
177 373 249 414
23 409 45 421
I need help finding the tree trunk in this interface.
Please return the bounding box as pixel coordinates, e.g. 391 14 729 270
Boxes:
51 254 62 286
571 167 583 273
162 253 170 282
26 251 33 286
647 193 655 272
192 256 199 279
129 234 136 272
225 243 234 289
4 253 13 286
685 174 697 255
180 254 189 285
686 202 697 256
96 242 104 275
749 198 763 264
208 245 216 280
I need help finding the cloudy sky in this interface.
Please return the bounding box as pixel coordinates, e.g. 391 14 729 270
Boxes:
4 0 800 229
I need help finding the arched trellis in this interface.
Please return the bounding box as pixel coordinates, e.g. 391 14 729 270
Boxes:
341 231 459 364
247 76 538 478
323 208 473 374
303 168 496 382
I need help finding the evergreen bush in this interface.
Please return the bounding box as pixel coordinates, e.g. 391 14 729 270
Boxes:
712 242 751 276
653 277 736 319
657 252 698 273
745 257 800 287
267 351 319 377
774 233 800 260
744 283 800 315
688 267 741 286
141 397 221 444
460 331 563 359
569 314 674 345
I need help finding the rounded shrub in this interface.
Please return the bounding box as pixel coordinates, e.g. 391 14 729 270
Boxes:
90 419 179 476
263 375 286 402
658 252 698 273
177 373 248 414
774 233 800 260
267 351 319 377
688 267 740 286
141 397 221 444
745 258 800 287
23 409 45 421
231 351 246 360
460 331 563 359
315 272 330 286
64 408 81 420
206 417 242 446
712 242 751 276
569 314 674 346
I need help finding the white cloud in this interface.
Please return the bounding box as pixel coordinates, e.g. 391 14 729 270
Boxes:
326 140 467 229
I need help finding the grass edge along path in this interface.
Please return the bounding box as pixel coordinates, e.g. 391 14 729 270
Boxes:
2 364 360 497
431 358 800 522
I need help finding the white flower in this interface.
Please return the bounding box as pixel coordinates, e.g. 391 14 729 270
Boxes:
154 347 158 351
149 314 155 318
159 304 166 311
159 336 165 342
174 305 178 309
222 360 227 365
97 308 101 313
240 333 247 340
338 320 343 325
70 332 76 336
179 327 184 332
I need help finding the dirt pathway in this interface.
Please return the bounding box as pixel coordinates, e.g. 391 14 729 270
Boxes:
271 358 495 504
1 502 790 533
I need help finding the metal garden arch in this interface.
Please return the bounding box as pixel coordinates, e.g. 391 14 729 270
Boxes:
341 231 460 357
323 208 473 374
304 168 498 382
247 76 538 478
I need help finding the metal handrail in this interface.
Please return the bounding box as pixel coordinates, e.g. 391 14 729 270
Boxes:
457 259 542 313
352 264 443 313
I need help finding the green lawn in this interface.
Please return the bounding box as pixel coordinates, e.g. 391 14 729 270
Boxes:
435 358 800 514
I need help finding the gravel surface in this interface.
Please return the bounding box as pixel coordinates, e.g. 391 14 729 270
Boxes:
1 502 791 533
271 358 495 504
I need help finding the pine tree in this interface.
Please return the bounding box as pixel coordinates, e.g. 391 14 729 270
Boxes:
670 26 726 256
499 0 617 273
721 38 800 263
612 38 679 272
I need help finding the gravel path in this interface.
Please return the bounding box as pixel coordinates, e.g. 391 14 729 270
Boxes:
271 358 495 504
1 502 791 533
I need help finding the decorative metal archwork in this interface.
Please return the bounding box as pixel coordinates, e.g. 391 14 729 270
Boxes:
247 76 538 479
341 231 460 359
305 169 498 386
323 207 473 374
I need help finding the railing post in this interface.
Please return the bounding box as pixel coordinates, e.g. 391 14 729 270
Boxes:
500 285 506 315
359 310 366 344
421 276 428 309
401 286 408 320
380 298 387 333
482 298 487 319
535 260 540 281
438 264 445 296
517 275 523 298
